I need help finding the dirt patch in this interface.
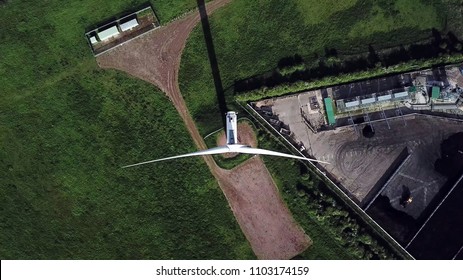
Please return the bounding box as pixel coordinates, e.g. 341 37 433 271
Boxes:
219 157 312 259
217 122 257 158
96 0 311 259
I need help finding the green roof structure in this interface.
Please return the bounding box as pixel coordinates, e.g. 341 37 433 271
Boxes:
432 86 440 100
324 98 336 125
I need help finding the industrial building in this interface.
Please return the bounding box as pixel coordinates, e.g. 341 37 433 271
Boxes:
97 25 120 41
336 90 411 113
119 18 139 32
324 98 336 125
89 35 98 44
85 6 159 55
321 67 463 128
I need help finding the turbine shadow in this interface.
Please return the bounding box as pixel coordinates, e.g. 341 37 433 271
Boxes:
197 0 228 128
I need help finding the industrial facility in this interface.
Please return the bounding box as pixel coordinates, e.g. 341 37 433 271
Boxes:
251 65 463 259
320 67 463 129
85 6 159 56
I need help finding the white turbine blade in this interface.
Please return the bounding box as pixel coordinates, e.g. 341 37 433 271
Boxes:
236 146 330 164
122 146 230 168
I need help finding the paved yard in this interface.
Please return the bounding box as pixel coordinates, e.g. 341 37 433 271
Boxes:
267 92 463 219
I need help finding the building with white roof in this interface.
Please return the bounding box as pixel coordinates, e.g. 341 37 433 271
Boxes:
89 36 98 44
98 25 120 41
120 18 139 32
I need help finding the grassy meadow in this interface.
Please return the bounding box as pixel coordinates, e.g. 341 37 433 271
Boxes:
0 0 253 259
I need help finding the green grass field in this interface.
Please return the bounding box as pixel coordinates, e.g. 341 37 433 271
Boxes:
348 0 440 38
0 0 253 259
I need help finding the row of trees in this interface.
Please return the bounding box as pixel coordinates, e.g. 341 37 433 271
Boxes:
296 176 396 259
234 30 463 96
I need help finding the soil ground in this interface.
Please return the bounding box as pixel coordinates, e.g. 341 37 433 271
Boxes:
221 156 312 259
97 0 311 259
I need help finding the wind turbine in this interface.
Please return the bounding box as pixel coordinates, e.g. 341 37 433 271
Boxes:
122 111 329 168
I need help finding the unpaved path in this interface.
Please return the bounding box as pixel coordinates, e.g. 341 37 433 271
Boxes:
222 156 313 259
97 0 311 259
